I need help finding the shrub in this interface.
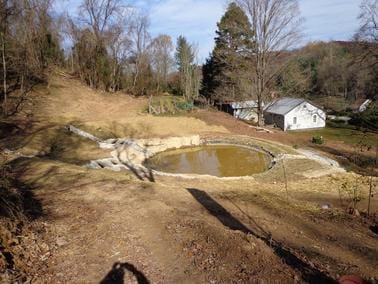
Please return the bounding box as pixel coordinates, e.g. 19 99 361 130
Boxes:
148 96 193 115
312 135 324 145
350 106 378 131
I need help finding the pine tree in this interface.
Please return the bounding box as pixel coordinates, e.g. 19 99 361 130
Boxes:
175 36 199 101
202 2 255 104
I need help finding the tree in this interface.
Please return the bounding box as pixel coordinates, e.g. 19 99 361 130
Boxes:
276 60 311 98
129 11 152 95
1 0 62 116
175 36 199 101
202 2 255 103
0 0 12 114
236 0 302 126
355 0 377 43
71 0 128 90
105 23 132 92
151 34 174 93
79 0 123 41
353 0 377 94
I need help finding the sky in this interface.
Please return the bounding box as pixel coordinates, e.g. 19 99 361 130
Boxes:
56 0 362 62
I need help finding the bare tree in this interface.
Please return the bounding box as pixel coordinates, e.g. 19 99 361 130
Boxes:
72 0 130 90
353 0 377 72
355 0 377 43
1 0 61 115
79 0 123 40
106 25 132 92
236 0 302 126
150 34 174 94
0 0 13 115
129 11 151 93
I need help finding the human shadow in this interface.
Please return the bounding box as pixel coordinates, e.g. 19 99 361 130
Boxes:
186 188 336 284
100 262 150 284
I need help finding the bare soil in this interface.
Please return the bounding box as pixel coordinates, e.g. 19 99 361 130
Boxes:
1 73 377 283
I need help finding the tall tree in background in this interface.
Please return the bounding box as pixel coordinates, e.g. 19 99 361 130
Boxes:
1 0 62 116
151 34 174 93
73 0 126 90
354 0 377 101
349 0 378 102
175 36 199 101
0 0 11 114
129 11 152 95
355 0 377 43
236 0 302 126
202 2 255 104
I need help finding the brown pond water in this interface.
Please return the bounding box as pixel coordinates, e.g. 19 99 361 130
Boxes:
145 145 271 177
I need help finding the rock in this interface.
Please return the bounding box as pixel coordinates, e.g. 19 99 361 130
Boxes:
321 204 331 209
56 237 68 247
40 242 49 252
354 209 360 216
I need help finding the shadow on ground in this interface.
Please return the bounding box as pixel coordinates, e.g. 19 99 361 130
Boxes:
0 158 44 220
100 262 150 284
187 188 336 284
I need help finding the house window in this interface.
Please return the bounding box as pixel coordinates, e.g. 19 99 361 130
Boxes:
293 117 297 124
313 115 317 123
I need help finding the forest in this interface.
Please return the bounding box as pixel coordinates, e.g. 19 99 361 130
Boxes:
0 0 377 120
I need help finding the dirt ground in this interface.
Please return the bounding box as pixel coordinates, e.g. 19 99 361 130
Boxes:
1 73 377 283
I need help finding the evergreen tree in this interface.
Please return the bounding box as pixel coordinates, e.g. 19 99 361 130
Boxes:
202 2 255 104
175 36 199 101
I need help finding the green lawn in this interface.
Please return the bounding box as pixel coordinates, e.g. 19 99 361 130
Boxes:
289 126 378 147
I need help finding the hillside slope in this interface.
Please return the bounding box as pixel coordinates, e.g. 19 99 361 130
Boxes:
1 73 377 283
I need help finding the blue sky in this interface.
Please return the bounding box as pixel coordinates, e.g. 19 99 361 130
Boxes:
56 0 362 61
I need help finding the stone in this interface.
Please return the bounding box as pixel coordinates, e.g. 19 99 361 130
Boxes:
56 237 68 247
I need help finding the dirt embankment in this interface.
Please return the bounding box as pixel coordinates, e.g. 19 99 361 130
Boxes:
1 74 377 283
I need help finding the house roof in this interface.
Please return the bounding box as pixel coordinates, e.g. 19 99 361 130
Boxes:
230 100 262 109
264 97 308 115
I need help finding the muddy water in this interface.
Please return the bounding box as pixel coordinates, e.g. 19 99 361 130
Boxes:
145 145 271 177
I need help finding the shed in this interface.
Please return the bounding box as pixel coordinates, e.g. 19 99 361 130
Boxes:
358 99 372 113
264 97 326 131
227 100 263 122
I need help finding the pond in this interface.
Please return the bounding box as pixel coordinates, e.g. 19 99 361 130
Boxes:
145 145 271 177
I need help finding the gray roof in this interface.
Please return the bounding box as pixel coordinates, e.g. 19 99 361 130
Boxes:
264 97 307 115
230 100 262 109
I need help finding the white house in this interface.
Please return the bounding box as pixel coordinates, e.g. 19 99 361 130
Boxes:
264 97 326 131
228 100 264 122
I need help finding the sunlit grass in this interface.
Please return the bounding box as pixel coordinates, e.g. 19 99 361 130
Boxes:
289 126 378 147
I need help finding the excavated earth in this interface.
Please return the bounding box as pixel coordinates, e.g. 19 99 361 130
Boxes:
1 74 377 283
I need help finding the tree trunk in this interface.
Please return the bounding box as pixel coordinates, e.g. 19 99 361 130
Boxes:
1 34 7 116
367 175 373 216
132 57 140 92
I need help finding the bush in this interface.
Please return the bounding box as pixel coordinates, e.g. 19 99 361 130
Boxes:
350 106 378 131
312 135 324 145
176 101 194 111
148 96 193 115
326 120 356 130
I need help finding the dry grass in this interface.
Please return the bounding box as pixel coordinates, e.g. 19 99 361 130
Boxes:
27 74 228 139
1 73 377 282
